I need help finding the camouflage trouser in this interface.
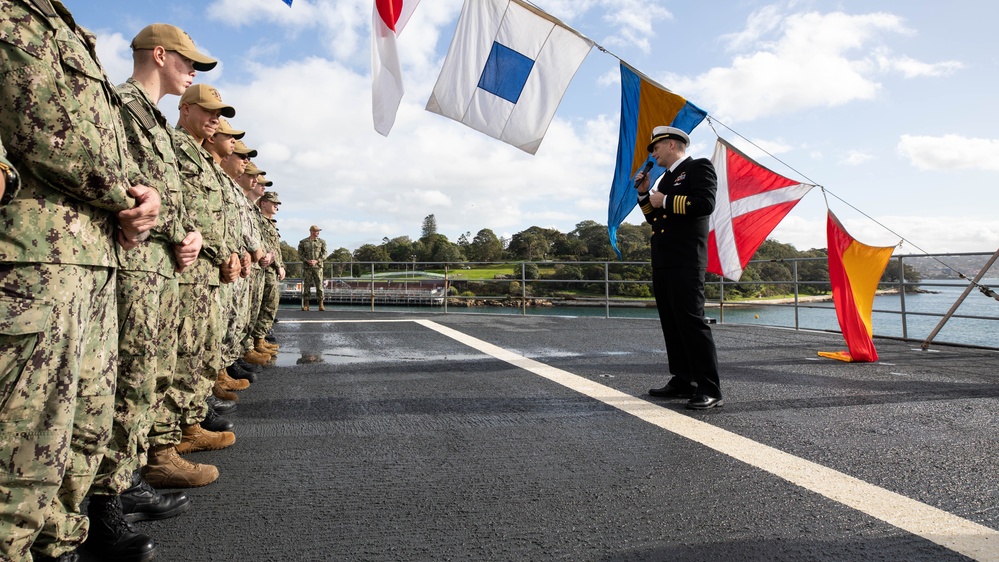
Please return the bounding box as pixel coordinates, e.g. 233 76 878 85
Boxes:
243 267 265 348
253 268 280 338
0 263 116 561
90 268 175 496
168 281 220 429
221 276 248 366
145 276 181 450
302 266 323 306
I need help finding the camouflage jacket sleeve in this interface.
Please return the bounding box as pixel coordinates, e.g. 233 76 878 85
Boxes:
117 79 188 246
0 0 134 213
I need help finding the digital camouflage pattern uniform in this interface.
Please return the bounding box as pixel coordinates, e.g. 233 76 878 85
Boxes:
0 139 19 205
89 78 193 498
0 1 139 558
172 127 234 428
298 235 327 307
254 215 284 339
221 180 260 368
244 205 271 348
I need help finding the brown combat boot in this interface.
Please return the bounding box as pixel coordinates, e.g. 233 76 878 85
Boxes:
217 369 250 391
318 302 325 311
142 445 219 488
213 380 239 402
242 348 270 366
176 424 235 455
255 337 278 355
256 336 279 351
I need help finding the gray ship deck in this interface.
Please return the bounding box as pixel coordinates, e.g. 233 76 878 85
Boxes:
93 311 999 561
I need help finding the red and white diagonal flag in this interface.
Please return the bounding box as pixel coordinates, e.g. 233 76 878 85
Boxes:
372 0 421 136
707 138 814 281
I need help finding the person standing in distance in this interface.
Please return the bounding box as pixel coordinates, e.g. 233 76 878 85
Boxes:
298 226 327 311
635 126 723 410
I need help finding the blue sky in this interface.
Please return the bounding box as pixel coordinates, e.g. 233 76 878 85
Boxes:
66 0 999 254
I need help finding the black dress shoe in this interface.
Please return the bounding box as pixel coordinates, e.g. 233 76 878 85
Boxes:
227 362 257 383
120 471 191 523
648 385 697 399
206 394 238 415
201 407 234 432
686 395 724 410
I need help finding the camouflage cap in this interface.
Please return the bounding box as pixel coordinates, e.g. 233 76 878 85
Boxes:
131 24 217 71
234 140 258 158
215 118 245 139
257 173 273 187
179 84 235 118
261 191 281 204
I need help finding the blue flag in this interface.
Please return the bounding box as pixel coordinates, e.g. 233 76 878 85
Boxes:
282 0 292 6
607 63 706 259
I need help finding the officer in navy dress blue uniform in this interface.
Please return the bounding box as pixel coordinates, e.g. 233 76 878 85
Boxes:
635 126 723 410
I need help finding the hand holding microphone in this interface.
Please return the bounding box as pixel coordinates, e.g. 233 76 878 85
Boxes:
634 161 654 194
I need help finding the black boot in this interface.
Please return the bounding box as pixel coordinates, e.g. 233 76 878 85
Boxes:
32 551 79 562
206 393 238 415
201 404 234 432
264 332 277 343
236 357 263 373
120 470 190 523
84 494 157 561
226 361 256 383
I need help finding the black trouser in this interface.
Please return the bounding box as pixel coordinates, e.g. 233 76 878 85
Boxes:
652 265 721 398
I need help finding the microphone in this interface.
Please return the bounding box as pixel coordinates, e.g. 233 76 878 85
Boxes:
635 160 654 189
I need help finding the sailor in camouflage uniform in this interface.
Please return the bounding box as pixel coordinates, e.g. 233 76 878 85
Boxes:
298 226 328 311
0 1 161 559
255 191 286 346
167 84 240 464
84 24 224 560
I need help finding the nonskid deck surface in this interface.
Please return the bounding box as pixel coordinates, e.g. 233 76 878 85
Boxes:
85 311 999 562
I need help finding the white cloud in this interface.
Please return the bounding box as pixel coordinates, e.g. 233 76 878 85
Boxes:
841 150 873 165
668 7 956 123
876 52 963 78
92 32 133 86
897 134 999 171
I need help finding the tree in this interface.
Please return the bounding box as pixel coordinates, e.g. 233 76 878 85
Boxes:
468 229 503 262
353 244 390 271
280 241 301 278
507 226 562 261
420 214 437 239
328 247 353 277
382 236 415 263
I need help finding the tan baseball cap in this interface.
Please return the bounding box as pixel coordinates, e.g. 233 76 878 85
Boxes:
310 225 322 232
244 162 264 176
179 84 235 118
215 118 245 139
131 24 217 72
257 173 273 187
234 140 258 158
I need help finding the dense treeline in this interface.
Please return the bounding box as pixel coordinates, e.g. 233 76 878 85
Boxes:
278 215 920 299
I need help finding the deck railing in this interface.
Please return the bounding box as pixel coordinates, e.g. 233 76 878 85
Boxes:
279 252 999 350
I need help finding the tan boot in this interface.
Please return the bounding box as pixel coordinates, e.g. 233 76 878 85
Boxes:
257 336 279 351
142 444 219 488
242 348 270 366
213 380 239 402
217 369 250 391
176 424 235 455
255 337 278 355
302 303 309 311
318 302 325 311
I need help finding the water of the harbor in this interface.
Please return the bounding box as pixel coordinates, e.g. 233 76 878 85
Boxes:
283 278 999 349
